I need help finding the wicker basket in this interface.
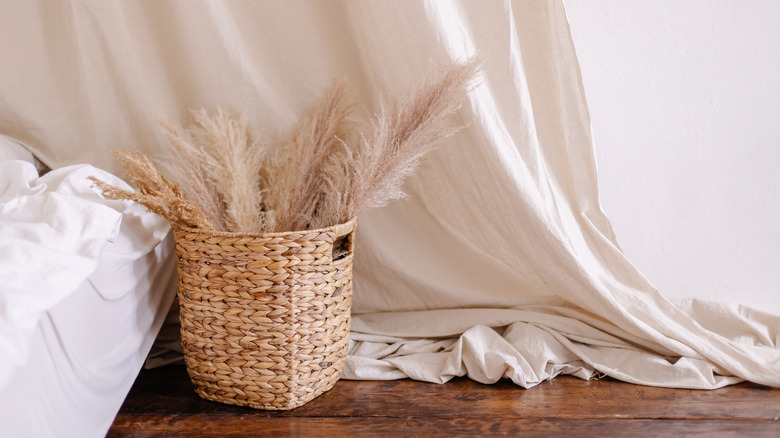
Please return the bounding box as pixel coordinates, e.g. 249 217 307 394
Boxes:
173 217 356 410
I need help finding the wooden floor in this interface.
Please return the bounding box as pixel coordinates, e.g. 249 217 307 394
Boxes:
109 365 780 437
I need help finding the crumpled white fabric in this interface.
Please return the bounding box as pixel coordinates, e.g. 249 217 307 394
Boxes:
346 303 779 388
0 160 146 386
0 0 777 390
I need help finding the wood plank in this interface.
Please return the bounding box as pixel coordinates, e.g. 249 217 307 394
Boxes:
108 416 780 438
116 365 780 421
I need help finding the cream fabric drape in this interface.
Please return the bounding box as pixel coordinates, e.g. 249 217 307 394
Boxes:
1 0 777 389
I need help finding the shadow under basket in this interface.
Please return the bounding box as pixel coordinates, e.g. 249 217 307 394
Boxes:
173 217 356 410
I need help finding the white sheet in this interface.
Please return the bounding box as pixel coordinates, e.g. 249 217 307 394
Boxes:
0 134 34 163
0 0 777 391
0 161 148 383
0 157 177 437
0 233 176 437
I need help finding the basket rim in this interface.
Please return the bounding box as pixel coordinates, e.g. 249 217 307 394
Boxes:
171 216 356 239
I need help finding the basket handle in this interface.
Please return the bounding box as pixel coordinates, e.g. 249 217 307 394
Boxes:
331 217 356 261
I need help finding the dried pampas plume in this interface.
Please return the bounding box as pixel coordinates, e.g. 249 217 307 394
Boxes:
337 57 481 224
157 116 227 230
89 150 214 230
158 109 266 232
262 57 479 231
187 109 266 233
264 81 355 232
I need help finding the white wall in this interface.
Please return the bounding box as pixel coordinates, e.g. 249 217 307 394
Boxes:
563 1 780 313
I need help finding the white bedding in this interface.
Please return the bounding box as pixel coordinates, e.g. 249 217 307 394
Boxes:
0 136 178 437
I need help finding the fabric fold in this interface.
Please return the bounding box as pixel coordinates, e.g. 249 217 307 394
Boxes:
0 161 169 388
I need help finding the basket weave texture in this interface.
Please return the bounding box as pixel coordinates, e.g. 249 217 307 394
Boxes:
173 218 356 410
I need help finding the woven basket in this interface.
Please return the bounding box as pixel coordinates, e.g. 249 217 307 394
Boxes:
173 217 356 410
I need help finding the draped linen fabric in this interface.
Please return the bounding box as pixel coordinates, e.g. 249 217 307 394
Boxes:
1 0 777 389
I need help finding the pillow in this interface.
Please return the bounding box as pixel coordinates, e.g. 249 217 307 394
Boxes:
0 134 35 164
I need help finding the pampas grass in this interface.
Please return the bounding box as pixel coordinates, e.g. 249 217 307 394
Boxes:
157 116 227 230
88 150 214 230
313 57 481 228
92 58 480 234
264 81 355 232
187 109 266 233
157 109 267 232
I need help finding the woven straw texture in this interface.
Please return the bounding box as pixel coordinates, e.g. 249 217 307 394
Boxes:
174 218 356 410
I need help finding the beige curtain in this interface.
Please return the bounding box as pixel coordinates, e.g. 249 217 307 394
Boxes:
1 0 777 388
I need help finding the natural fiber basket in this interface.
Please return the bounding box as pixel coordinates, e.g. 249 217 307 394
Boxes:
173 217 356 410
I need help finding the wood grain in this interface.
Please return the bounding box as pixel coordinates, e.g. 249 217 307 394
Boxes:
108 365 780 437
109 416 780 438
